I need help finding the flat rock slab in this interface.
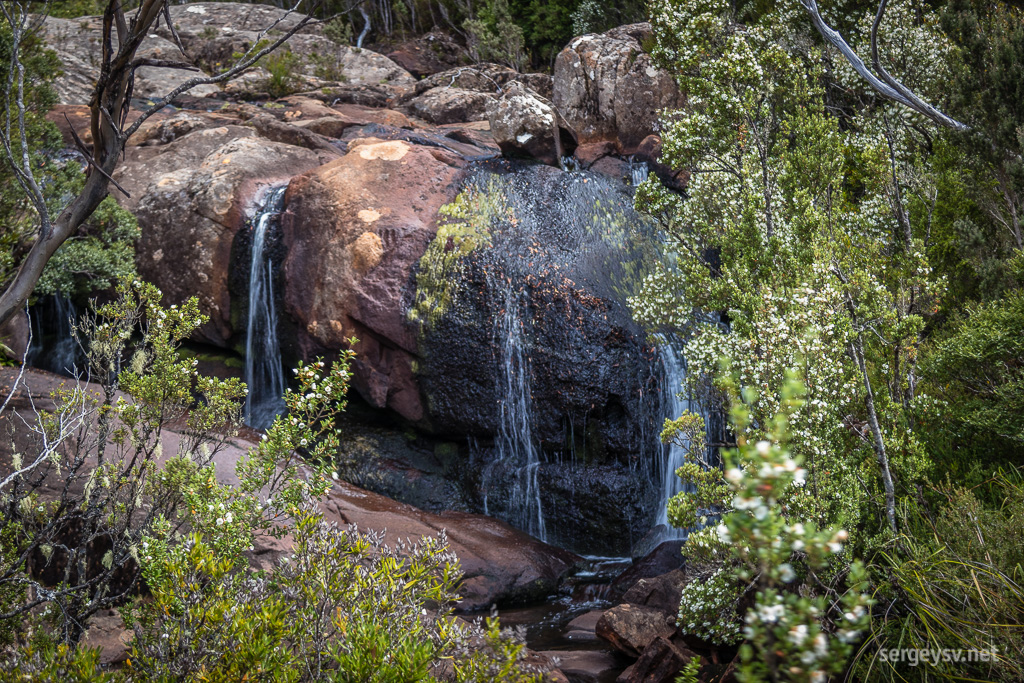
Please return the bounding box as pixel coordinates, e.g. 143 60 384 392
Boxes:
540 650 625 683
566 609 606 643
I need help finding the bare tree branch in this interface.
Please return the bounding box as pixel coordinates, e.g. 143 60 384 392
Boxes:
798 0 970 133
0 0 321 329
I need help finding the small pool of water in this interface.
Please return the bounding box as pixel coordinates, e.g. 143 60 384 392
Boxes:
497 555 632 651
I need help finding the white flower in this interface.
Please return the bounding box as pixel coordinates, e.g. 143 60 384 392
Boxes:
716 523 731 544
787 623 808 645
779 563 796 582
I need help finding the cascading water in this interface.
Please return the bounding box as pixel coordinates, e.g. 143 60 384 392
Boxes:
655 341 697 537
27 295 80 376
492 283 547 542
243 186 287 429
629 157 649 187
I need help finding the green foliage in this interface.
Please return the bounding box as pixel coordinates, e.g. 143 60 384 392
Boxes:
0 280 247 642
409 179 498 327
676 567 742 645
125 520 459 682
1 277 544 681
34 171 140 300
675 375 872 681
1 17 137 315
264 48 304 98
641 0 1024 678
923 279 1024 458
0 20 63 297
463 0 527 70
26 1 109 19
860 474 1024 681
636 0 947 547
323 16 354 46
674 657 701 683
0 629 113 681
571 0 647 36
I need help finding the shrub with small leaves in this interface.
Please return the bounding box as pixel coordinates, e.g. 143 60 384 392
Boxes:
676 374 872 682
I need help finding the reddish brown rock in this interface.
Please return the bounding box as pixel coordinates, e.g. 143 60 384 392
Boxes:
281 139 467 420
332 103 413 128
622 569 691 616
81 610 131 666
612 540 686 600
0 310 29 361
596 604 676 658
574 141 617 167
317 482 579 610
540 650 625 683
386 30 467 78
115 123 335 345
616 636 698 683
553 24 685 154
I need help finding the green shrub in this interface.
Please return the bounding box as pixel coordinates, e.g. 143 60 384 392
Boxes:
264 49 304 98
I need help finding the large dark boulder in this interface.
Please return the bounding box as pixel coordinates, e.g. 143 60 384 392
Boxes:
553 24 685 155
616 636 698 683
412 163 664 553
596 604 676 658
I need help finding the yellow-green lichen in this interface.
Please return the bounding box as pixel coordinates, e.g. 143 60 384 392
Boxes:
408 178 508 327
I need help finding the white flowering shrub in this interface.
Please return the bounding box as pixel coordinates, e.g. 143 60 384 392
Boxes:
676 376 872 682
677 568 742 645
636 0 945 547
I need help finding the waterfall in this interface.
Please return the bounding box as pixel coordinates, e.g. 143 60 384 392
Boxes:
27 295 80 376
244 186 288 429
493 284 547 542
655 340 700 536
629 157 649 187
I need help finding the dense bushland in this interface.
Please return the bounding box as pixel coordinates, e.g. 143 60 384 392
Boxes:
634 0 1024 679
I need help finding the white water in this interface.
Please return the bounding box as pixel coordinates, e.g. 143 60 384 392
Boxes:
494 285 547 542
27 295 80 376
629 158 649 187
244 186 287 429
656 341 700 535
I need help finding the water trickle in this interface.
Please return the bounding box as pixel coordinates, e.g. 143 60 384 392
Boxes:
493 283 546 542
560 155 582 173
655 339 702 537
244 186 287 429
27 295 80 376
629 157 650 187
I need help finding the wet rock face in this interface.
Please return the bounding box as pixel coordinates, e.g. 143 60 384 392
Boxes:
479 462 660 555
412 162 664 552
415 163 659 444
553 23 685 155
